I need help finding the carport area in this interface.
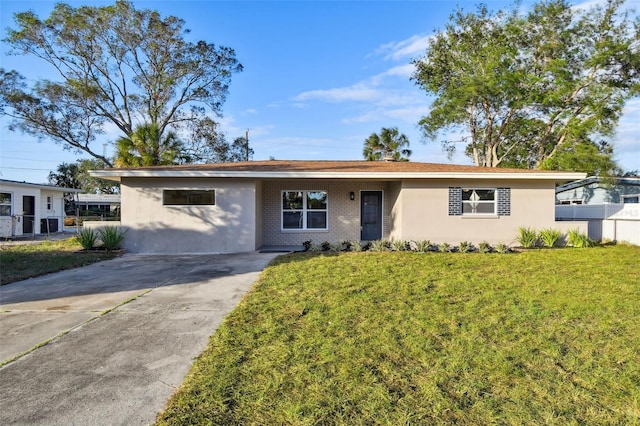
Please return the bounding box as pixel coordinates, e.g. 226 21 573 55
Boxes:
0 251 281 425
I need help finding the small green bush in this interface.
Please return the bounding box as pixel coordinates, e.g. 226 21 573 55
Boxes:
539 228 562 248
496 243 511 254
76 228 98 250
370 240 388 252
391 239 408 251
567 229 594 248
458 241 473 253
302 240 312 251
352 240 363 252
341 240 353 251
478 241 492 253
516 227 538 248
438 242 451 253
321 241 331 251
415 240 431 253
99 226 127 251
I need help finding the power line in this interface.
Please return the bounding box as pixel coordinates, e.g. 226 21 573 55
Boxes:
1 156 65 163
0 166 53 171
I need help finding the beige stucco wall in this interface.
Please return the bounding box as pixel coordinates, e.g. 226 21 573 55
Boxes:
396 179 566 245
255 180 263 249
261 180 397 246
120 177 258 253
117 176 586 253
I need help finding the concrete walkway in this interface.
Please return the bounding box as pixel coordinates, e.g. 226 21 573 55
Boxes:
0 252 281 425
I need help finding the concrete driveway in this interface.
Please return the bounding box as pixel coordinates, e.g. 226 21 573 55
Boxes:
0 252 281 425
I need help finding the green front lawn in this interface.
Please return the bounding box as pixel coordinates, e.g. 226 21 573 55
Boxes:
157 246 640 425
0 238 118 285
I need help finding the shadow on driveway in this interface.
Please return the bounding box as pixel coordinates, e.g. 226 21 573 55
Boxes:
0 252 274 305
0 251 281 425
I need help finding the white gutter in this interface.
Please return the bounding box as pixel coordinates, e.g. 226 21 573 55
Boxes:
90 170 586 181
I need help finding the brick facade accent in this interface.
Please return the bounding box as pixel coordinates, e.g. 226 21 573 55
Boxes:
448 186 511 216
261 180 393 245
448 187 462 216
497 187 511 216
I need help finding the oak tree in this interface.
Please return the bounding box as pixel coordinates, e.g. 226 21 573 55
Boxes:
1 1 242 167
412 0 639 172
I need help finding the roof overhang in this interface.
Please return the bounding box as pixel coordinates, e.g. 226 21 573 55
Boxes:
556 176 640 193
0 179 83 193
90 169 586 182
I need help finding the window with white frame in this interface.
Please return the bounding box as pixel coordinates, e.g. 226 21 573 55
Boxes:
461 188 496 214
623 194 639 204
47 196 53 210
282 191 328 230
0 192 11 216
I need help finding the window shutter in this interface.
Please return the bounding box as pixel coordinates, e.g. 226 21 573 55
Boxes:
448 187 462 216
497 187 511 216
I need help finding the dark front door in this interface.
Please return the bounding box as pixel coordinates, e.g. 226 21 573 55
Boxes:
361 191 382 241
23 196 35 234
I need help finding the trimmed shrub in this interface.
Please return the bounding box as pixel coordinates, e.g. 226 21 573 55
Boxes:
539 228 562 248
391 239 409 251
370 240 389 252
516 227 539 248
414 240 431 253
99 226 127 251
458 241 473 253
76 228 97 250
496 243 511 254
438 242 451 253
478 241 492 253
302 240 312 251
567 229 594 248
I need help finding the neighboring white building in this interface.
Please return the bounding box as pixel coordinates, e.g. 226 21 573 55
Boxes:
75 193 121 216
555 176 640 205
0 179 82 238
555 177 640 245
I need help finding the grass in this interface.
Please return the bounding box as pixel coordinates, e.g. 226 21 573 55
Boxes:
0 238 118 285
157 245 640 425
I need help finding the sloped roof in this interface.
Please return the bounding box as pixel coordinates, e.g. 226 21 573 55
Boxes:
0 178 82 193
77 194 121 202
90 160 586 182
556 176 640 193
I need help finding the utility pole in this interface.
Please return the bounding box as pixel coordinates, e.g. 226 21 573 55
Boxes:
245 129 249 161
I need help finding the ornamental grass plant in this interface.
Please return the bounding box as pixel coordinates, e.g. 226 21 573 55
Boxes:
98 226 127 251
539 228 563 248
516 227 539 248
75 228 97 250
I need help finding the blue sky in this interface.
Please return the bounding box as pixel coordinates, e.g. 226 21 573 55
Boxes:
1 0 639 184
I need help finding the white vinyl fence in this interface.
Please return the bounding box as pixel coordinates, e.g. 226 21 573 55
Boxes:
556 203 640 245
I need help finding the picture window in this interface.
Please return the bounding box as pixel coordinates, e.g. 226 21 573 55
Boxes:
462 189 496 215
282 190 328 230
163 190 216 205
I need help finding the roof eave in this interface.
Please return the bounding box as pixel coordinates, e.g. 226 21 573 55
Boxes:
90 170 587 181
0 180 83 192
